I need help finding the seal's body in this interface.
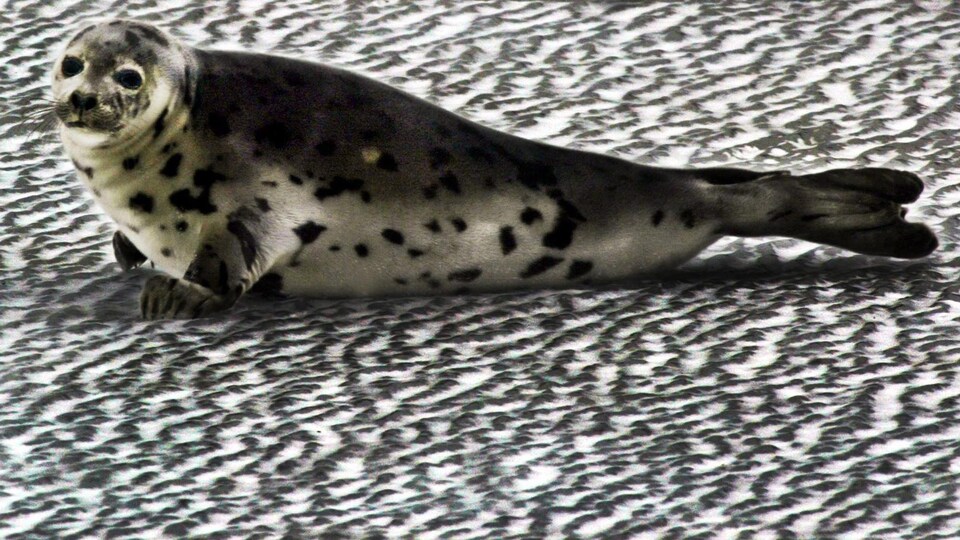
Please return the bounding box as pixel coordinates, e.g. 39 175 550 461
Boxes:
53 21 937 319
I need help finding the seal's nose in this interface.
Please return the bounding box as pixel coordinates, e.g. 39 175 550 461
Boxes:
69 91 98 112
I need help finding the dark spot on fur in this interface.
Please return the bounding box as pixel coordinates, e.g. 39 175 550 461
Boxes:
520 256 564 278
440 172 461 194
330 245 341 252
129 192 154 213
160 154 182 177
355 244 369 257
567 260 593 280
521 207 543 225
394 278 408 285
425 220 441 233
408 249 424 258
182 66 193 106
175 221 188 232
423 185 439 199
435 123 453 138
344 91 373 108
698 168 771 185
255 198 271 213
123 156 139 170
456 121 483 138
314 176 364 201
161 143 172 153
551 193 587 222
543 216 577 250
169 167 225 214
467 146 494 163
227 220 259 270
161 247 172 257
262 181 278 188
680 209 696 228
194 168 227 187
132 50 157 69
652 210 664 226
376 152 399 172
208 113 230 137
428 148 452 169
153 107 168 138
451 218 467 232
124 30 141 48
448 268 482 283
382 229 404 245
67 25 94 47
251 273 284 296
289 174 303 185
361 191 372 203
417 271 441 288
499 226 517 255
516 162 558 190
768 209 793 222
801 214 828 222
254 122 291 149
131 23 169 48
315 140 337 155
294 221 326 244
281 70 305 87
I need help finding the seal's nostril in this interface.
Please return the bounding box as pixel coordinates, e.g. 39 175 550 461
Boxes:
69 91 97 111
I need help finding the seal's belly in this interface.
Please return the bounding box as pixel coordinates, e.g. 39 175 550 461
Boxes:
268 185 567 296
264 180 717 297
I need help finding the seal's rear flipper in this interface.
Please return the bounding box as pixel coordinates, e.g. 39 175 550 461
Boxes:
717 168 938 259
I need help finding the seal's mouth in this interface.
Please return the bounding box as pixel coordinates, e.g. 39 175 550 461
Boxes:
55 101 113 132
59 111 122 133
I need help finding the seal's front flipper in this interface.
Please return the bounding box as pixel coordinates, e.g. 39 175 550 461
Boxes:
139 213 281 320
140 275 236 319
113 231 147 271
718 168 938 259
139 240 244 320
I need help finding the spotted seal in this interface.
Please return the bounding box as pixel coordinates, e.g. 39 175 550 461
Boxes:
52 20 938 319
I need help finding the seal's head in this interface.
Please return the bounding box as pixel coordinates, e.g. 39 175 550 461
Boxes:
52 20 194 148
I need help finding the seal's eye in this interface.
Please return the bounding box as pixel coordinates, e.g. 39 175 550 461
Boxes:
115 70 143 90
61 57 84 77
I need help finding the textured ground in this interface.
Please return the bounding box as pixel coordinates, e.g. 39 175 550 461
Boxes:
2 1 960 538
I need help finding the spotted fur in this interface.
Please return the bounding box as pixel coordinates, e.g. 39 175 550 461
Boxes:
54 20 938 319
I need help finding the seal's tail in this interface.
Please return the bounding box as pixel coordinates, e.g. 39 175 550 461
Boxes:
715 168 938 259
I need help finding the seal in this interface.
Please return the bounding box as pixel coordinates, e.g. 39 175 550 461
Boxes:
52 20 938 319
